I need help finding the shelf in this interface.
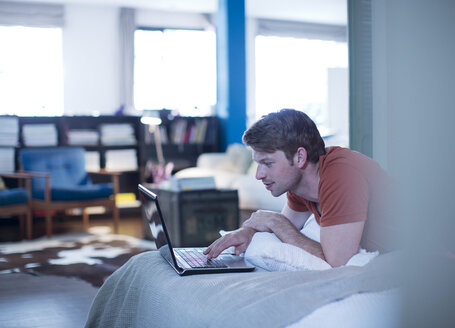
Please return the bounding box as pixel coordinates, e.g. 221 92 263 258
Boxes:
7 113 219 193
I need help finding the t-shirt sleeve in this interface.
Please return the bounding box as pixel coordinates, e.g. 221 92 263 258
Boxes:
319 163 369 227
287 191 309 212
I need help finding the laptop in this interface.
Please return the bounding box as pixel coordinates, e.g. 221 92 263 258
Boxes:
138 184 255 276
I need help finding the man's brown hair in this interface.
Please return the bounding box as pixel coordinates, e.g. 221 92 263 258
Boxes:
242 108 326 163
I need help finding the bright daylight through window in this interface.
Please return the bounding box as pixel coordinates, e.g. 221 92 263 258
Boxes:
134 29 217 117
0 26 64 116
255 36 348 135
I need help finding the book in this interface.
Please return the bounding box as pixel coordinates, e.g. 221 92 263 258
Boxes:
0 147 15 172
22 124 58 146
170 120 187 144
195 118 208 144
68 129 99 145
85 151 100 172
100 124 136 145
169 176 216 191
0 116 19 146
105 149 138 171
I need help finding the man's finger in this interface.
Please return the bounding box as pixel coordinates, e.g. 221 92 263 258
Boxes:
235 244 247 255
203 240 217 254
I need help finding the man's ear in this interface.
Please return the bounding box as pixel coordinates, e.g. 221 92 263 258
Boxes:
295 147 308 168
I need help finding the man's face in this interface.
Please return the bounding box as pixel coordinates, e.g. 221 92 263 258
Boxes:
253 149 302 197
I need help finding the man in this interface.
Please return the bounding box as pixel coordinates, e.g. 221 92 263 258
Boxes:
204 108 395 267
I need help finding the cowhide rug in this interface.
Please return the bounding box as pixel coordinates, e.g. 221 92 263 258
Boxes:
0 233 156 287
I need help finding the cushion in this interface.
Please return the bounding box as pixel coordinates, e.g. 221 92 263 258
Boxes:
0 188 28 206
216 143 252 174
20 147 89 191
20 147 114 202
32 183 113 201
0 177 6 190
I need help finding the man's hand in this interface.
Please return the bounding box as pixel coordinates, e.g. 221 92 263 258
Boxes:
242 210 288 232
245 209 326 262
203 227 256 260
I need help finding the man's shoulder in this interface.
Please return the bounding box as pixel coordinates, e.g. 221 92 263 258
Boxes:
324 146 364 160
321 147 381 170
320 146 391 187
320 147 356 170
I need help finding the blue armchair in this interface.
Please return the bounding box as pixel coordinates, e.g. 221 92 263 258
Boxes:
0 172 33 239
20 147 120 237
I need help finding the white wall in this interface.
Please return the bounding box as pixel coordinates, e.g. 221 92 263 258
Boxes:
326 67 348 147
371 0 455 326
135 9 212 29
62 5 212 116
63 4 120 115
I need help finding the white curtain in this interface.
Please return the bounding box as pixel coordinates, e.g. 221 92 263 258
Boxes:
119 7 136 114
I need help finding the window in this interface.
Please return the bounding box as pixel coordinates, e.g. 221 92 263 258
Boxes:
134 28 216 117
0 25 64 116
255 35 348 136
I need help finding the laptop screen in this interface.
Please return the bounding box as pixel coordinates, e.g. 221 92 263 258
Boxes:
138 185 179 268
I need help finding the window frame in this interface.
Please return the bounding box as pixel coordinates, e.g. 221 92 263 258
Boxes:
133 26 217 116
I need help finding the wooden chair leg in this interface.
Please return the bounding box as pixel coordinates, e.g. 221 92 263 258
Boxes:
19 214 25 240
82 208 89 231
45 211 52 238
113 206 119 234
26 211 32 240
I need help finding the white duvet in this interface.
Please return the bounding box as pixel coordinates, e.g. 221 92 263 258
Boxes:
289 288 401 328
222 216 400 328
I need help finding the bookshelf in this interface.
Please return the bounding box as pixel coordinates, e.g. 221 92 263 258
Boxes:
141 114 218 171
0 116 19 172
2 113 219 194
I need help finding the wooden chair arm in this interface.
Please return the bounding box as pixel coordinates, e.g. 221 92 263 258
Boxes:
0 172 34 179
0 172 33 199
88 170 120 195
17 170 51 178
88 169 122 176
18 170 51 202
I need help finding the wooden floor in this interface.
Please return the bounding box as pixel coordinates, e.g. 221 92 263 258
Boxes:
0 208 144 242
0 209 144 328
0 209 253 327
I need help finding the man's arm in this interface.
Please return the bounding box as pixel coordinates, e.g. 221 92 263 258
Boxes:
205 204 364 266
243 206 365 267
204 204 311 260
320 221 364 267
242 208 325 260
281 204 312 230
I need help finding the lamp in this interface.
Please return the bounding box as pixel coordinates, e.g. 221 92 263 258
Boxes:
141 110 164 166
141 110 173 185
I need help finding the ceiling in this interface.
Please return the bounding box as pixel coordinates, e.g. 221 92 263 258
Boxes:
9 0 347 25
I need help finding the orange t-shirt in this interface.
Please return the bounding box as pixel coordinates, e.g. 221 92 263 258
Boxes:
287 147 393 228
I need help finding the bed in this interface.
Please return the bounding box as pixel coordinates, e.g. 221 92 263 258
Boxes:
85 218 401 328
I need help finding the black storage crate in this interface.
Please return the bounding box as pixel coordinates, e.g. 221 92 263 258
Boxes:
143 189 239 247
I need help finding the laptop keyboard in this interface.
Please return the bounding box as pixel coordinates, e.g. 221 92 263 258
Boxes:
175 248 227 268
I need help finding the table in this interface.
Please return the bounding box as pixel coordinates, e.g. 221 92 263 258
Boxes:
143 188 239 247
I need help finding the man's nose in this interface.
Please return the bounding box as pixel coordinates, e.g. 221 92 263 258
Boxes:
255 166 265 180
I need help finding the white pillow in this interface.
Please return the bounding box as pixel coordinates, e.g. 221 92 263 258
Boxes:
246 161 258 176
243 217 379 271
245 232 332 271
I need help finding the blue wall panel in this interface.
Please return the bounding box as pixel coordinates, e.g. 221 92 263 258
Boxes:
216 0 247 150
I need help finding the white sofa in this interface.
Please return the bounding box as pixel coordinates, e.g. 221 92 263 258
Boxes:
174 144 286 212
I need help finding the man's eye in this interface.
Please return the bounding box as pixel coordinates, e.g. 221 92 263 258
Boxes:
264 162 273 167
